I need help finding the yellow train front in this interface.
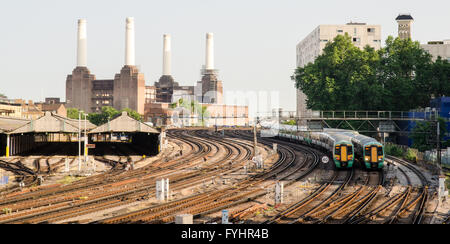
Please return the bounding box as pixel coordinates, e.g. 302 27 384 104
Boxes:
333 141 354 169
363 142 384 169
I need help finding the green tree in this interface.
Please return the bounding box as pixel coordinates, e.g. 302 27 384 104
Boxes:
292 34 383 111
378 36 434 110
292 35 440 111
121 108 142 121
410 117 447 152
67 108 87 119
430 57 450 98
171 99 210 126
68 106 142 126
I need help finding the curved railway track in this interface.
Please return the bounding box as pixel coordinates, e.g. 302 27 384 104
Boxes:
0 128 437 224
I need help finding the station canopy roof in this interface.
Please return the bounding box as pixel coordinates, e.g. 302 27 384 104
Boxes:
8 112 94 134
89 111 159 134
0 116 31 133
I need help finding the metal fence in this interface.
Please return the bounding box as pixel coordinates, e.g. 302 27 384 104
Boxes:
423 148 450 167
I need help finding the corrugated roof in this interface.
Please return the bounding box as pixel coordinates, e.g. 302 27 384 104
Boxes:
53 114 96 130
9 112 83 134
0 116 31 133
89 111 159 134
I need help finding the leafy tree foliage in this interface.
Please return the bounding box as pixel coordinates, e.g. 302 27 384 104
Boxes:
410 117 448 152
292 35 450 111
68 107 142 126
67 108 86 119
171 99 210 126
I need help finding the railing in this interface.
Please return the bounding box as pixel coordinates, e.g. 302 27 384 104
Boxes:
258 110 438 121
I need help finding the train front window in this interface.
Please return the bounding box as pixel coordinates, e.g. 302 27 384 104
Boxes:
335 146 340 155
377 146 383 156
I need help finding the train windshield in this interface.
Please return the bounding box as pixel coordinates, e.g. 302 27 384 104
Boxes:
366 145 383 163
336 144 352 162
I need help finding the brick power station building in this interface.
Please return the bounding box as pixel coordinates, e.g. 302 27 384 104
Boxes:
66 18 248 127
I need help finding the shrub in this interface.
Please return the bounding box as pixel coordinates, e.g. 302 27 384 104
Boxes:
405 148 418 162
385 144 404 157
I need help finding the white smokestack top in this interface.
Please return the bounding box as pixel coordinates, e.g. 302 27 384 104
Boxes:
125 17 135 66
163 34 171 76
77 19 87 67
205 33 214 70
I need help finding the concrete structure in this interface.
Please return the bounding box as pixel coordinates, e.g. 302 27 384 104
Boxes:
66 66 95 113
125 17 135 66
197 33 223 104
66 18 145 114
0 100 22 118
66 19 95 113
65 20 247 126
175 214 193 224
91 80 114 112
295 23 382 119
113 65 145 114
144 102 248 127
89 111 160 156
163 34 171 76
396 14 414 40
145 86 156 104
77 19 87 67
421 40 450 62
113 18 145 114
36 103 67 117
19 100 45 120
155 34 181 103
206 33 214 70
0 112 93 157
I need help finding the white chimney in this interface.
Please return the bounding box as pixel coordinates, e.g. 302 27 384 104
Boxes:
77 19 87 67
205 33 214 70
163 34 171 76
125 17 135 66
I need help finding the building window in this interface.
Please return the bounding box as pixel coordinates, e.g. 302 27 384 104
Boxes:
367 28 375 33
353 37 360 42
337 29 343 33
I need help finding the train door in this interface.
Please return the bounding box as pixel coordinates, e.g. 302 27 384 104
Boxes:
341 145 348 162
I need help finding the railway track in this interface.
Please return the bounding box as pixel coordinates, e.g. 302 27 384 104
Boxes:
0 129 264 223
94 129 323 224
0 129 436 224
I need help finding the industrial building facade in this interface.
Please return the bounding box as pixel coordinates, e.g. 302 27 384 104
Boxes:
65 18 247 127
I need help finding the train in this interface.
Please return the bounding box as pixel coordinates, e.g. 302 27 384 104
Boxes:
307 131 355 169
340 131 385 169
277 125 384 169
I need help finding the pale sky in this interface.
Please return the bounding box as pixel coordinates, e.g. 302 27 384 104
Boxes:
1 0 449 115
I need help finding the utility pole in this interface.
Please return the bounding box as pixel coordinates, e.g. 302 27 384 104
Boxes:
84 113 88 162
437 121 442 174
78 111 81 172
253 117 258 157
